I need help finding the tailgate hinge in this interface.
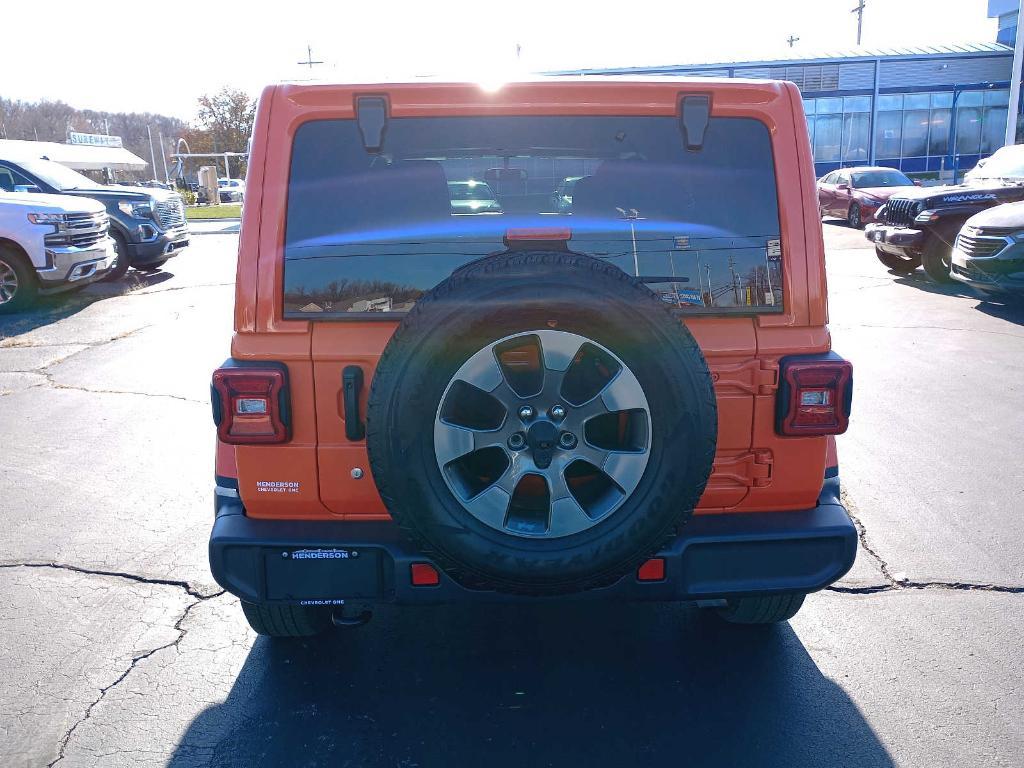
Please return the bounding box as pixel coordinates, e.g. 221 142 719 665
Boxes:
712 450 774 488
711 359 779 395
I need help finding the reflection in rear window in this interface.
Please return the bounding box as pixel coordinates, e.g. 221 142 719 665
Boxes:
284 115 782 317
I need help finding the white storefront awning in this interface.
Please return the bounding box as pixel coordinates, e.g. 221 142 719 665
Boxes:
0 139 148 171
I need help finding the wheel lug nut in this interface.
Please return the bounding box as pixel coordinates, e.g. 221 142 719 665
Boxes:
508 432 526 450
518 405 535 421
549 405 566 421
558 431 577 449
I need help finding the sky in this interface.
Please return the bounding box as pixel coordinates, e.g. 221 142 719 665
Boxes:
1 0 1000 121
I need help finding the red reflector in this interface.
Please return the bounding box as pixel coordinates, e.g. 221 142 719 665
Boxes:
778 358 853 436
504 227 571 242
211 366 289 445
637 558 666 582
410 563 440 586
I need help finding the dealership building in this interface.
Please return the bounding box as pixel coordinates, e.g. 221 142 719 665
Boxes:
559 3 1022 179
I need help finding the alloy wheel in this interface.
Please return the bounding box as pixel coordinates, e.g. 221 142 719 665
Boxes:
0 259 19 306
434 330 652 538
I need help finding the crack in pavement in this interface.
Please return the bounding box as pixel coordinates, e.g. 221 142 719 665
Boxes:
826 489 1024 596
0 561 218 599
830 322 1024 340
0 561 225 767
45 590 224 768
40 372 207 405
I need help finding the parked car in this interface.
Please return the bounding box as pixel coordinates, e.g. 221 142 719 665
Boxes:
950 200 1024 292
208 79 856 639
0 155 189 280
817 166 917 229
865 144 1024 282
0 191 115 313
218 178 246 203
448 180 500 212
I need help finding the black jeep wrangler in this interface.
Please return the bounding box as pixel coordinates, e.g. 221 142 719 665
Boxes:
864 146 1024 283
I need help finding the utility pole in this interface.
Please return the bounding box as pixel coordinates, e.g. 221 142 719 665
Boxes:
786 35 800 48
158 131 170 183
298 44 323 70
147 125 158 182
851 0 866 46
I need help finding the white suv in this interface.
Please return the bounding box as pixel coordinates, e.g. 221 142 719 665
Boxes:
0 191 115 313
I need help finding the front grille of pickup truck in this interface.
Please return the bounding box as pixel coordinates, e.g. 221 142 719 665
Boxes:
153 195 186 230
46 212 109 249
882 198 916 227
956 227 1009 259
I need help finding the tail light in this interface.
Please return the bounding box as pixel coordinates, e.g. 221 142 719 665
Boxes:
776 353 853 436
211 361 291 444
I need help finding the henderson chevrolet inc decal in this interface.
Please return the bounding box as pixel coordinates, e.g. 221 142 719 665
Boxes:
256 481 300 494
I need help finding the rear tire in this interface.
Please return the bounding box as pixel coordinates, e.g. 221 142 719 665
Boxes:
240 601 332 637
874 247 921 274
0 247 38 314
921 237 954 283
716 593 806 625
101 231 131 281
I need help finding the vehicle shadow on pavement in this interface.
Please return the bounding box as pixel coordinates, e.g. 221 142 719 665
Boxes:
0 271 174 339
890 273 1024 324
167 601 894 767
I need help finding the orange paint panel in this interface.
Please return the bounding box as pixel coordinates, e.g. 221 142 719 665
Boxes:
237 445 330 518
215 438 237 479
317 446 389 517
713 395 754 451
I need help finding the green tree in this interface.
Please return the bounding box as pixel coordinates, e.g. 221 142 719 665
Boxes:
195 87 256 175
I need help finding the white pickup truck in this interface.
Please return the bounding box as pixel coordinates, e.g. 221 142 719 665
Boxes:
0 191 115 313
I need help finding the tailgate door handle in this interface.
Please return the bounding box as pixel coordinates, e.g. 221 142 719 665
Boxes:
342 366 365 441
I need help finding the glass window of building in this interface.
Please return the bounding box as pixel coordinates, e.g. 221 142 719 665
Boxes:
814 113 842 161
929 108 951 155
931 92 953 109
875 110 902 158
902 109 930 157
877 94 903 111
982 106 1009 153
843 96 871 113
956 104 983 154
816 97 843 114
843 112 870 161
904 93 930 111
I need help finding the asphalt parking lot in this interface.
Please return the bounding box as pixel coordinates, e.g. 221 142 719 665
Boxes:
1 220 1022 768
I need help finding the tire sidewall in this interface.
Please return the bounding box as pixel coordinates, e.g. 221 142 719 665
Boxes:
0 249 38 314
368 254 717 592
922 237 953 282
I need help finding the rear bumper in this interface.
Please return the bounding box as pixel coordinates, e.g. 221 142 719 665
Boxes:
210 475 856 606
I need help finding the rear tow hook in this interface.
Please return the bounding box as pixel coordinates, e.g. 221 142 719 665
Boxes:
331 607 373 627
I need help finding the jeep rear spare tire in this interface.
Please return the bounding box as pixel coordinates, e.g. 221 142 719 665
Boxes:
366 251 718 595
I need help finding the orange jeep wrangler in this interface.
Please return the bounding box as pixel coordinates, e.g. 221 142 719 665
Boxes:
209 78 855 637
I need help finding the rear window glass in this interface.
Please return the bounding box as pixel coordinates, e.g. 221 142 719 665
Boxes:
284 115 782 317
